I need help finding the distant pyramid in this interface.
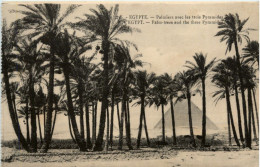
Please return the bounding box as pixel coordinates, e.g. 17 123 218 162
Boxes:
154 100 218 136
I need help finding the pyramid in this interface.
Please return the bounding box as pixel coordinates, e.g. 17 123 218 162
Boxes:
154 100 218 136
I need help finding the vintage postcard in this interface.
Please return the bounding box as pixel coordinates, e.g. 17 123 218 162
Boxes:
1 1 259 167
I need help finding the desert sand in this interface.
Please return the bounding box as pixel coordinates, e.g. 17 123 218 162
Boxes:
1 147 258 167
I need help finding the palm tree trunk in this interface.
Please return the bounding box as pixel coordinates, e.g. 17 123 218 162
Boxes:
227 107 231 146
43 104 46 138
118 99 125 150
109 90 115 149
250 93 258 145
125 100 132 150
226 87 240 147
187 93 196 147
95 102 97 137
234 40 249 147
92 102 96 144
170 98 177 145
50 103 58 140
63 63 86 151
25 98 30 144
85 103 92 149
161 104 166 143
252 90 259 132
68 115 76 143
12 92 24 149
105 106 110 151
41 50 55 152
201 79 207 147
29 73 37 152
247 88 253 148
234 83 244 144
137 95 145 148
37 109 43 145
143 105 150 146
117 102 121 129
78 82 85 140
12 93 19 125
2 58 30 152
93 41 110 151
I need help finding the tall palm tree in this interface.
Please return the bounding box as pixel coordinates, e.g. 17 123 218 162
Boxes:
185 53 216 147
215 13 254 147
2 20 30 152
14 4 80 152
87 69 103 146
53 30 88 151
212 60 241 147
115 44 141 150
71 4 137 151
241 64 258 147
70 41 97 142
133 70 156 148
15 37 47 151
174 70 199 147
243 40 259 68
159 73 178 145
223 57 245 144
150 75 169 144
71 54 99 149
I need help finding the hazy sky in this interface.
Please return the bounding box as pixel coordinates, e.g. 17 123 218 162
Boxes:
1 2 259 140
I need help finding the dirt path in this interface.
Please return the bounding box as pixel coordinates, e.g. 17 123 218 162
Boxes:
2 150 258 167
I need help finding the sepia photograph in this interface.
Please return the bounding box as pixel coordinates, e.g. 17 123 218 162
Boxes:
1 1 259 167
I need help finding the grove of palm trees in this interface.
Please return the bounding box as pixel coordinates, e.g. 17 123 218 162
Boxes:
1 2 259 167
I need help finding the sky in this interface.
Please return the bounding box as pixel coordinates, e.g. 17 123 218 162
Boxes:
1 2 259 140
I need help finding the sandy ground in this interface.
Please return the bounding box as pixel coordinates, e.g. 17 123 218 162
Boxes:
1 148 258 167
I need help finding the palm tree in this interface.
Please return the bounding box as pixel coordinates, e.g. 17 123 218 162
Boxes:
87 69 103 146
72 53 99 149
243 40 259 67
71 4 137 151
212 60 241 147
185 53 216 147
224 57 244 145
174 70 199 147
161 73 178 146
115 44 142 150
13 4 80 152
241 64 258 147
70 41 97 142
133 70 156 148
53 30 87 151
2 20 30 152
150 75 169 144
15 37 47 151
215 13 254 147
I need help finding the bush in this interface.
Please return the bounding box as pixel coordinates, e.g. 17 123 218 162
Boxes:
2 135 224 150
